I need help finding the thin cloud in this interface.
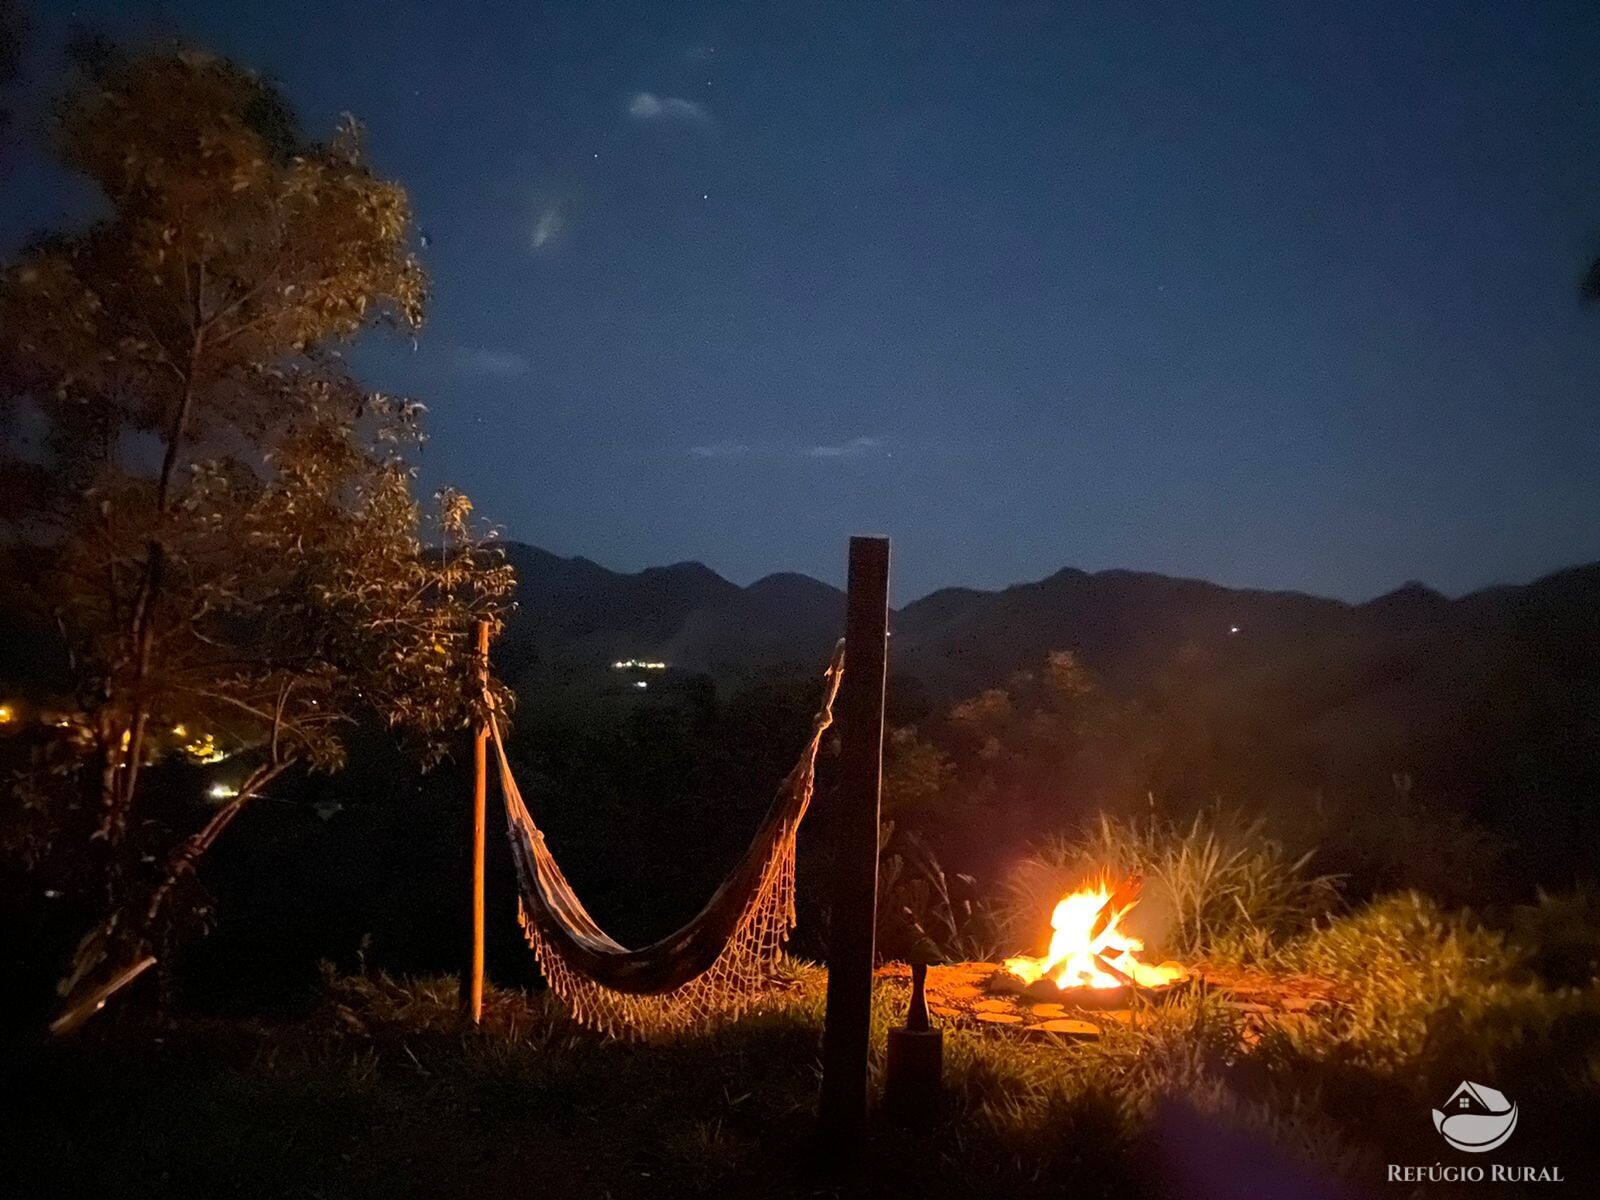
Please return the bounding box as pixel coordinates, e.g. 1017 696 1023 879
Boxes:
532 200 565 249
454 347 529 377
688 436 888 462
807 436 883 459
628 91 711 123
689 440 751 459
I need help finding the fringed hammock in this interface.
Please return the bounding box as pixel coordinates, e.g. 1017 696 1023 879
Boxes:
486 641 844 1038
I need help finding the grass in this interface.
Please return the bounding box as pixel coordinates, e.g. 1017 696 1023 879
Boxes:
1282 892 1533 1074
0 971 1260 1199
1002 808 1342 964
7 813 1597 1198
8 911 1598 1200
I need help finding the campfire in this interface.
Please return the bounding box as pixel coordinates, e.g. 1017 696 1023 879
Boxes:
990 875 1188 1004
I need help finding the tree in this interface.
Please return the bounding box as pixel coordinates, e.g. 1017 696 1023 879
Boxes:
881 725 956 828
0 45 514 1010
942 652 1107 800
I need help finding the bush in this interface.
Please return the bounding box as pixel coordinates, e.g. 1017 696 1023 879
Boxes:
1282 892 1552 1077
1513 885 1600 988
1001 808 1341 962
1276 777 1507 908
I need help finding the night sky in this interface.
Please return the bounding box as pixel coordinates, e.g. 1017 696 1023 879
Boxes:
5 2 1599 602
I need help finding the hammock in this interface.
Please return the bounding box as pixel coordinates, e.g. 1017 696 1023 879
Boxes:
487 641 844 1038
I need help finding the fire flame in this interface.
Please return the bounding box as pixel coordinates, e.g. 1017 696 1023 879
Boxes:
1002 877 1185 990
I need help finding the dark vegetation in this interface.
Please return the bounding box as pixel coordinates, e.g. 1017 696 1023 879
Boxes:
6 885 1600 1198
0 38 510 1025
10 548 1597 1019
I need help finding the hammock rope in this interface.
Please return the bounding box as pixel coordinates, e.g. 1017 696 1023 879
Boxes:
487 641 844 1038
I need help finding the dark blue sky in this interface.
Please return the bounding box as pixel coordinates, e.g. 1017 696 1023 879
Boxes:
6 1 1600 601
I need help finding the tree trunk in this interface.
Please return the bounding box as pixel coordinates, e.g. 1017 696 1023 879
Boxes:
108 542 165 842
57 759 286 1032
141 761 284 931
102 335 202 844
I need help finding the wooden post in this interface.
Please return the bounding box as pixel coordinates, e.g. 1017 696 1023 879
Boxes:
884 960 944 1128
466 617 490 1024
820 535 890 1148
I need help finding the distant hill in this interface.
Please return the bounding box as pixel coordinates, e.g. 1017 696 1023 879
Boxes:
894 566 1351 698
495 544 742 682
2 541 1594 879
496 544 1600 828
499 540 1591 696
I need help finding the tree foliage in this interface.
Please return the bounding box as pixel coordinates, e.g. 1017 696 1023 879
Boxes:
0 45 513 1003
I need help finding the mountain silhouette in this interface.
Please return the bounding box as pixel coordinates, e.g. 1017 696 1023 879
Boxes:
496 546 1600 857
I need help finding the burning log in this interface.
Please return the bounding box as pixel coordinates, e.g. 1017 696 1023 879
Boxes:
1091 952 1137 989
1088 875 1142 943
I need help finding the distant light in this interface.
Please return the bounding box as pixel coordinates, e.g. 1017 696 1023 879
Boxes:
1228 626 1240 635
209 782 239 800
0 704 14 725
611 659 668 671
634 680 649 689
183 732 228 764
171 724 187 738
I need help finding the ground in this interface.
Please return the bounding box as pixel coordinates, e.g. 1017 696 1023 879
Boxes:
7 914 1598 1200
876 960 1342 1043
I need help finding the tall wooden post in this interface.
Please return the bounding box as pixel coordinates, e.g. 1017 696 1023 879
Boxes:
820 536 890 1148
466 618 490 1024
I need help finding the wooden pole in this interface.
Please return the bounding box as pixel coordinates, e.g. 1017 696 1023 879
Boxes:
466 617 490 1024
820 535 890 1149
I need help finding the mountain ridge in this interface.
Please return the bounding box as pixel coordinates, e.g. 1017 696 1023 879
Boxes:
502 541 1585 618
496 540 1598 701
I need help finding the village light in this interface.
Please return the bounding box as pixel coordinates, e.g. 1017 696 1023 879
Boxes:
0 703 15 724
209 782 239 800
183 732 228 764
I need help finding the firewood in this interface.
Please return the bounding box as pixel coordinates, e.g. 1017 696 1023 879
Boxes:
1091 952 1138 988
1088 874 1144 942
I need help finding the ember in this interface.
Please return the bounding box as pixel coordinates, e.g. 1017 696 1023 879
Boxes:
998 875 1186 995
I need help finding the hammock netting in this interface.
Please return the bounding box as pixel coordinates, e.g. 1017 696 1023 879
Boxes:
487 642 844 1038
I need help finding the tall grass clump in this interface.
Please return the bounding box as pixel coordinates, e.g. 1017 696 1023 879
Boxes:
1512 884 1600 988
1277 891 1592 1081
1002 808 1341 962
878 824 1002 962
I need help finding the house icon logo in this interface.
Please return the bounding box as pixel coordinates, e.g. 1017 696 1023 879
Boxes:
1432 1081 1518 1153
